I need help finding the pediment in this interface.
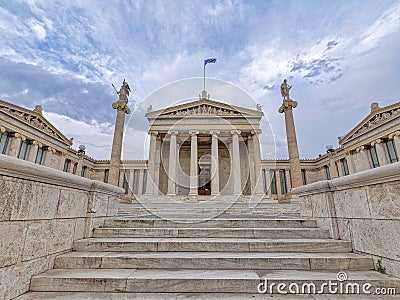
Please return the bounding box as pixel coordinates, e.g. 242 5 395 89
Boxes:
0 100 72 146
145 99 263 119
339 102 400 144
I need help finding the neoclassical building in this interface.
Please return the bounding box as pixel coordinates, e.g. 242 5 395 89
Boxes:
0 95 399 202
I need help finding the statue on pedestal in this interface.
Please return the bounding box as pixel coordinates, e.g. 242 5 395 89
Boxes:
280 79 292 100
118 79 131 103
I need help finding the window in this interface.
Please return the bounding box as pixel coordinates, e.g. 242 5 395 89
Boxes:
341 158 349 175
335 162 340 177
301 169 307 185
269 169 277 194
123 170 130 194
18 140 28 160
81 166 87 177
324 165 331 180
72 162 78 174
0 132 9 154
63 159 71 172
142 169 147 194
133 169 140 194
35 147 44 165
386 140 398 163
279 169 287 194
103 169 109 183
369 146 380 168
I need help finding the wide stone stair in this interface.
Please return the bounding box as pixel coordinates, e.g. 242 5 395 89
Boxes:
17 202 400 299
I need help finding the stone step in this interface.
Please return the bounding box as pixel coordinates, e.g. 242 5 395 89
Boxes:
73 238 352 253
15 292 400 299
93 227 330 239
54 252 373 270
30 269 400 294
105 217 318 228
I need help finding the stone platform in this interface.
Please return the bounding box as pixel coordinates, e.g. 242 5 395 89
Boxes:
16 200 400 299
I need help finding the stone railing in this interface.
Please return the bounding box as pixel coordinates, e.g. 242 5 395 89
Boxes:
292 162 400 278
0 154 124 300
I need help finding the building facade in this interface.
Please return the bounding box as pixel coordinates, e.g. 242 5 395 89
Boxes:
0 98 399 202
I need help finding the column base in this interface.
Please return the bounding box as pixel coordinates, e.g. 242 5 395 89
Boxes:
166 193 177 196
211 192 220 196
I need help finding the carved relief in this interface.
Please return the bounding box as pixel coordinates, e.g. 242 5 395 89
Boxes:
166 105 239 116
0 105 64 141
350 107 400 138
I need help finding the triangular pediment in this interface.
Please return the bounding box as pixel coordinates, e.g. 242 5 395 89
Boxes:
0 99 72 146
145 98 263 119
339 102 400 144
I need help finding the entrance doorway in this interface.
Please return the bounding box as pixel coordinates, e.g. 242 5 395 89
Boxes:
198 164 211 195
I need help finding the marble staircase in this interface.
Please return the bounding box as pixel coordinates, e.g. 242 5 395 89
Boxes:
17 202 400 299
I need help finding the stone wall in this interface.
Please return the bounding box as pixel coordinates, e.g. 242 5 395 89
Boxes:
0 154 123 300
292 162 400 278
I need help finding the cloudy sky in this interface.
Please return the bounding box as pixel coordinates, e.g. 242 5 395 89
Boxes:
1 0 400 159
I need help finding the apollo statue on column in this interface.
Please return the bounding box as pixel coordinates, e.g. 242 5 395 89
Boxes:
280 79 292 100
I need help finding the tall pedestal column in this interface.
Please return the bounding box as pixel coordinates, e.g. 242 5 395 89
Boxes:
189 131 199 196
167 131 178 196
146 131 158 195
109 81 131 186
210 130 220 195
251 130 264 195
373 139 388 166
279 99 302 188
231 130 242 196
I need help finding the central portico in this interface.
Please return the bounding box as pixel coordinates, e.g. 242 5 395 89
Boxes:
144 95 265 198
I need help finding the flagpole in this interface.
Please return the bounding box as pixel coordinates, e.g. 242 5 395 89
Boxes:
203 63 206 92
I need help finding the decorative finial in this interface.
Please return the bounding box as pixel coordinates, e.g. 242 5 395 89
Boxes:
370 102 380 113
147 105 153 112
256 104 262 111
280 79 292 100
33 105 43 115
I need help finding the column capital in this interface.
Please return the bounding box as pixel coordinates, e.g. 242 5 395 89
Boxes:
278 99 298 113
251 129 262 135
371 139 382 146
210 130 220 135
167 130 178 135
45 146 57 154
230 129 241 135
12 133 26 141
388 131 400 139
148 130 159 136
111 100 131 114
189 130 199 136
355 146 365 153
0 126 5 133
32 140 43 147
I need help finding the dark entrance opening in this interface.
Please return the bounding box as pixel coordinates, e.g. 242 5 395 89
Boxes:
198 164 211 195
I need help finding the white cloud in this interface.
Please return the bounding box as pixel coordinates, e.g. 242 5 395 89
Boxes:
30 19 46 40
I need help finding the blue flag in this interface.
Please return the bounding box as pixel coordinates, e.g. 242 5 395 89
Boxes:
204 58 217 66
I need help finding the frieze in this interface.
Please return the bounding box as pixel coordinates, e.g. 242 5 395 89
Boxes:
350 107 400 138
0 105 64 141
166 105 239 116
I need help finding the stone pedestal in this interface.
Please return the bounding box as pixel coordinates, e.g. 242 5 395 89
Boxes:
278 99 302 189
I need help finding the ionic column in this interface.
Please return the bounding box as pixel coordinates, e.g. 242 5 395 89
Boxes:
389 131 400 157
345 151 356 174
189 131 199 196
27 141 41 162
167 131 178 196
286 169 292 191
251 130 264 195
43 147 57 167
8 133 25 157
336 160 344 177
146 131 158 195
231 130 242 195
275 169 282 199
372 139 388 166
355 146 371 172
210 130 220 195
137 169 144 195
